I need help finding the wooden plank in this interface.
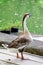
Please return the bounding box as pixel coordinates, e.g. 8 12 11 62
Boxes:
0 32 18 43
0 49 43 65
33 37 43 42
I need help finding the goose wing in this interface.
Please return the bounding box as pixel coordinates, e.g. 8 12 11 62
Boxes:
8 35 29 48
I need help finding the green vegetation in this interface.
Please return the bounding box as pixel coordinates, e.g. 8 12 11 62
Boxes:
0 0 43 34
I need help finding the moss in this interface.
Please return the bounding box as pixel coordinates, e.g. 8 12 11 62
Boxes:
25 48 43 56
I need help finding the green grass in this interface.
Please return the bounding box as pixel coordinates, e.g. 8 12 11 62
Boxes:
0 0 43 34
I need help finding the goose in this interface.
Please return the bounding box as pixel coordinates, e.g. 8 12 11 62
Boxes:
2 13 33 60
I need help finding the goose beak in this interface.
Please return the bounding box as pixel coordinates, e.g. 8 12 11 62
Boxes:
29 14 31 17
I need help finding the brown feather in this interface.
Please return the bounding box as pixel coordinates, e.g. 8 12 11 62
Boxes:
8 37 30 48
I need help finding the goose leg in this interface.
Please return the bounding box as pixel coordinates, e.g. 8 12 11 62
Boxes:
21 52 24 60
16 53 19 58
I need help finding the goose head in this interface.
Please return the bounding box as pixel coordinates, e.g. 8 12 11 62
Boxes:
22 13 31 22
